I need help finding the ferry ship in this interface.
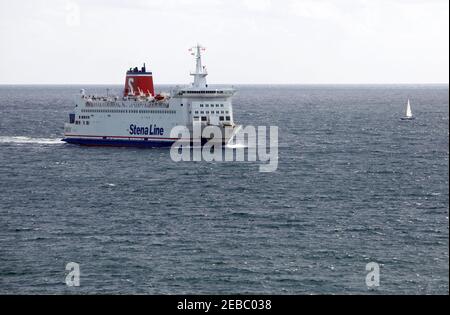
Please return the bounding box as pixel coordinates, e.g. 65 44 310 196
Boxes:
62 45 240 147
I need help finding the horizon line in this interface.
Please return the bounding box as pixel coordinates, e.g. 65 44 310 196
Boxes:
0 82 449 86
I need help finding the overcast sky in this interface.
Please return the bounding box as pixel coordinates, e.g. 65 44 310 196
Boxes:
0 0 448 84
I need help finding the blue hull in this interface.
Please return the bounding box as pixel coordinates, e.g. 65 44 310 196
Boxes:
62 138 175 148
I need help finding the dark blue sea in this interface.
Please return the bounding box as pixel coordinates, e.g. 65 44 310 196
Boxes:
0 84 448 294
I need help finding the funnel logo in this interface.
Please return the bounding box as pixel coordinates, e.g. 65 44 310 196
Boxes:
124 68 155 96
127 78 134 95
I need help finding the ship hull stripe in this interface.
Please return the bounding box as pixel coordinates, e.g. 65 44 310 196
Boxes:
64 134 181 140
62 137 175 148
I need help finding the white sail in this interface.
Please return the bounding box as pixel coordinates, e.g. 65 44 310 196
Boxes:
406 99 412 118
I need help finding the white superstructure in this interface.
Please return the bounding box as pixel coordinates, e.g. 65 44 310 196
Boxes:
63 45 239 147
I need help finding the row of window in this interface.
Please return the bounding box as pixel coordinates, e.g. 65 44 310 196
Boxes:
86 102 126 108
81 109 176 114
86 101 168 107
193 116 231 122
182 90 224 94
199 104 224 108
194 110 229 115
75 120 90 125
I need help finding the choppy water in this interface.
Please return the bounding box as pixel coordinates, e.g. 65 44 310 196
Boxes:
0 85 448 294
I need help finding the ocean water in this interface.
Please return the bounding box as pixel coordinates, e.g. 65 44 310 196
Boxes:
0 84 448 294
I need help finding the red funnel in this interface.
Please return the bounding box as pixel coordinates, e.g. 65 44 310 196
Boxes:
123 64 154 97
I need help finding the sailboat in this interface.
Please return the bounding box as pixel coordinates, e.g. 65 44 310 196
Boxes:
400 99 415 120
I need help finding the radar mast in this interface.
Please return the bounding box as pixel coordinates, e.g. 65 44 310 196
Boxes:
189 44 208 88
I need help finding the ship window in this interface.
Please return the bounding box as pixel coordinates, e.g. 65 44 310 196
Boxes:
221 111 224 114
219 116 224 121
201 116 207 121
200 104 203 107
220 104 224 107
226 111 229 114
226 116 230 121
195 111 198 114
205 104 209 107
200 111 204 114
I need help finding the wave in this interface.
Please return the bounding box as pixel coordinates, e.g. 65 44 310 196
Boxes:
0 136 62 145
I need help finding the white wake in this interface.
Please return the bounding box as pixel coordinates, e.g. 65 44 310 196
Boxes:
0 136 63 145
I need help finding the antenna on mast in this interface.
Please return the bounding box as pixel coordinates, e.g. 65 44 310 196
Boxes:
189 44 208 88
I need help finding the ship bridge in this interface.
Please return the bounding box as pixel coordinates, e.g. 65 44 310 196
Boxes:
173 44 235 98
170 44 237 128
